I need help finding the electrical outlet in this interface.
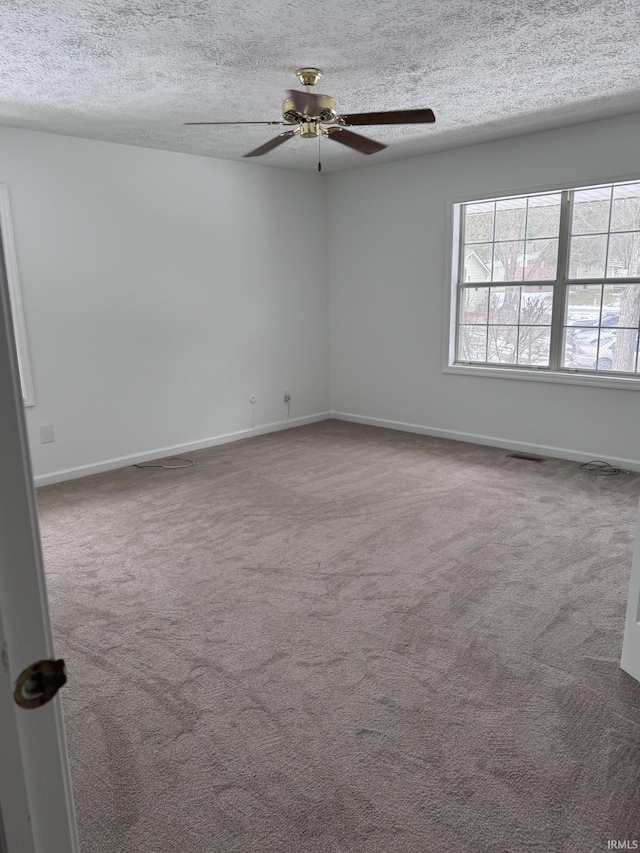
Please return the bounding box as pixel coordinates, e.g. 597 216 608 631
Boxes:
39 424 55 444
249 394 256 404
283 389 291 403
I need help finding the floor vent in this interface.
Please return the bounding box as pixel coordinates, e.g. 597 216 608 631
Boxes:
507 452 547 463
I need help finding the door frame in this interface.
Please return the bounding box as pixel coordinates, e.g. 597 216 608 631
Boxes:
0 604 35 853
621 501 640 682
0 202 79 851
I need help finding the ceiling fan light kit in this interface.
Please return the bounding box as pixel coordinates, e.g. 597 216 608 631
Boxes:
185 68 436 163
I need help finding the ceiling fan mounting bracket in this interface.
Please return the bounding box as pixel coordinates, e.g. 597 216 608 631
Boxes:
295 68 322 89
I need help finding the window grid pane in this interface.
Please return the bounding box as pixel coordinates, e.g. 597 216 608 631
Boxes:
457 181 640 380
523 239 559 281
568 234 607 279
568 182 640 282
517 326 551 366
562 283 640 373
526 194 561 239
462 192 561 284
457 285 552 367
571 187 612 235
611 183 640 232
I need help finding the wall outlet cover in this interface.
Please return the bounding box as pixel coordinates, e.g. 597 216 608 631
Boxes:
39 424 55 444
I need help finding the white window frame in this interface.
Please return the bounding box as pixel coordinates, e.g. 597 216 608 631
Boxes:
0 186 34 406
443 173 640 391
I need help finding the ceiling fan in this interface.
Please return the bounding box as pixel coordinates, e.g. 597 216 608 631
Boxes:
185 68 436 167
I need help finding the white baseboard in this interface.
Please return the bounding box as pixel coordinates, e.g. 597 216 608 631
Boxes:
34 412 331 487
35 409 640 486
331 411 640 472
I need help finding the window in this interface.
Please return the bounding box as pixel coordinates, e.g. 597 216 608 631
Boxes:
450 179 640 385
0 186 34 405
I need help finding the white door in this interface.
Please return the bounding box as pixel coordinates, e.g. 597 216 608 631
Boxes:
621 501 640 683
0 234 79 849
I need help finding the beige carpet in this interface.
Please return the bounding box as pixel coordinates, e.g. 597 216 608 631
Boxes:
37 420 640 853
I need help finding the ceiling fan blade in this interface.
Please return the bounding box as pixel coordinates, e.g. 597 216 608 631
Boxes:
286 89 322 115
326 127 386 155
185 121 288 126
243 129 298 158
337 108 436 126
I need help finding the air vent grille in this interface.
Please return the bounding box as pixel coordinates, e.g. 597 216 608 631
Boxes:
507 452 547 463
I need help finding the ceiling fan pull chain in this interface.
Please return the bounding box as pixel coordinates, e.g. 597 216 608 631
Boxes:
318 132 322 172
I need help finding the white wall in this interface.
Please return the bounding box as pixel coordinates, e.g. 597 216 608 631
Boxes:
0 127 329 482
328 112 640 468
7 112 640 482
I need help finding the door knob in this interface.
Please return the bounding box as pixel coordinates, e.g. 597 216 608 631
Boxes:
14 659 67 709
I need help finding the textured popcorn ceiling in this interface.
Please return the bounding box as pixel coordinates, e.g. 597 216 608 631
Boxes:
2 0 640 172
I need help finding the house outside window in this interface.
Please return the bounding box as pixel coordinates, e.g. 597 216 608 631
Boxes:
449 179 640 386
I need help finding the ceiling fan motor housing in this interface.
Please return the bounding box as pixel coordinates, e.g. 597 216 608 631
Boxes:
282 93 337 124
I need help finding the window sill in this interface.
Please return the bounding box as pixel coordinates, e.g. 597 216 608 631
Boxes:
443 363 640 390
